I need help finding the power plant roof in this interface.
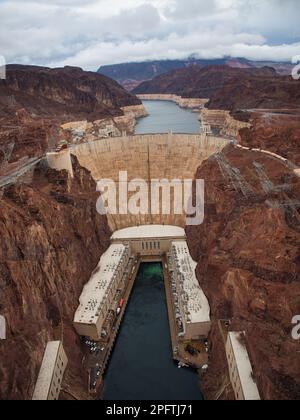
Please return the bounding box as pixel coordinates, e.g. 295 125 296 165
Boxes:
111 225 185 241
171 241 210 324
74 244 129 325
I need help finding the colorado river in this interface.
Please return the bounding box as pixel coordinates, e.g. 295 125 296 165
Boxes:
135 100 200 134
102 263 202 400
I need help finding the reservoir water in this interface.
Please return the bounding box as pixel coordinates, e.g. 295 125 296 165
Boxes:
102 263 202 400
102 100 203 400
135 100 200 134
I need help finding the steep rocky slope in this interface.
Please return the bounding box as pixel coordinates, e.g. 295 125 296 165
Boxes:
239 111 300 167
134 65 300 110
186 145 300 400
4 65 140 117
0 65 142 164
134 65 273 97
0 158 111 400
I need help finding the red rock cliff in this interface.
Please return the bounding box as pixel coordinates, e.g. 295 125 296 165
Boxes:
0 157 111 400
186 145 300 400
239 112 300 167
0 65 142 164
4 65 141 116
134 65 300 110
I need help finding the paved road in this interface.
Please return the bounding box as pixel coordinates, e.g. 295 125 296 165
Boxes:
0 157 42 189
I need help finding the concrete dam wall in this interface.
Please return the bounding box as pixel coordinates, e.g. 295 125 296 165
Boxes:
59 134 229 230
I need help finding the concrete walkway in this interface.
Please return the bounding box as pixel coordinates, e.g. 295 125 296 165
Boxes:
234 143 300 177
0 157 41 189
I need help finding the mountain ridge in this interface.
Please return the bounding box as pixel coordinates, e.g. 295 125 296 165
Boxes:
98 57 293 91
0 64 141 164
133 65 300 110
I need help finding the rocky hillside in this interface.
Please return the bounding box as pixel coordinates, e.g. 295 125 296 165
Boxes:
186 144 300 400
0 65 141 164
0 157 111 400
4 65 141 117
99 58 293 90
239 111 300 167
133 65 300 110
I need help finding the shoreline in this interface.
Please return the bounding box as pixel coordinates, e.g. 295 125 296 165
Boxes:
136 94 209 111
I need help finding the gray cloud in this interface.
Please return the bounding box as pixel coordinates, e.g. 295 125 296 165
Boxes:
165 0 218 20
0 0 299 70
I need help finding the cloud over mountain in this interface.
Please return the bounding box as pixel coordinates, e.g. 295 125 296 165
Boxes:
0 0 299 69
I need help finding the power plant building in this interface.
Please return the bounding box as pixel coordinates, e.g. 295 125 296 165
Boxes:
226 331 261 400
73 244 132 340
111 225 186 257
168 241 211 340
32 341 68 401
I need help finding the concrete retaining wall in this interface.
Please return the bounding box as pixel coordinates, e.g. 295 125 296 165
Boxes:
46 149 74 178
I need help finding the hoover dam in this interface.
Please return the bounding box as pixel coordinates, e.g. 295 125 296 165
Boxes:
49 133 229 231
1 43 299 401
44 104 231 399
34 100 300 401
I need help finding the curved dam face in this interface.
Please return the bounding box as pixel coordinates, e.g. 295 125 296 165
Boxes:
70 134 229 231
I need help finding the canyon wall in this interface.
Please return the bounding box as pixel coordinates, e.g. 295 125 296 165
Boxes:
60 104 148 143
4 65 141 115
186 144 300 400
115 104 148 134
99 59 293 90
0 158 111 400
239 111 300 167
200 109 251 138
0 65 142 165
121 104 149 119
134 65 300 110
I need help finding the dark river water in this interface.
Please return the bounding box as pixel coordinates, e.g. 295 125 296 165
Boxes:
102 263 202 400
135 100 200 134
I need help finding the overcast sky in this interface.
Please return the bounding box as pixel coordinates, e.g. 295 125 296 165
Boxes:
0 0 299 70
